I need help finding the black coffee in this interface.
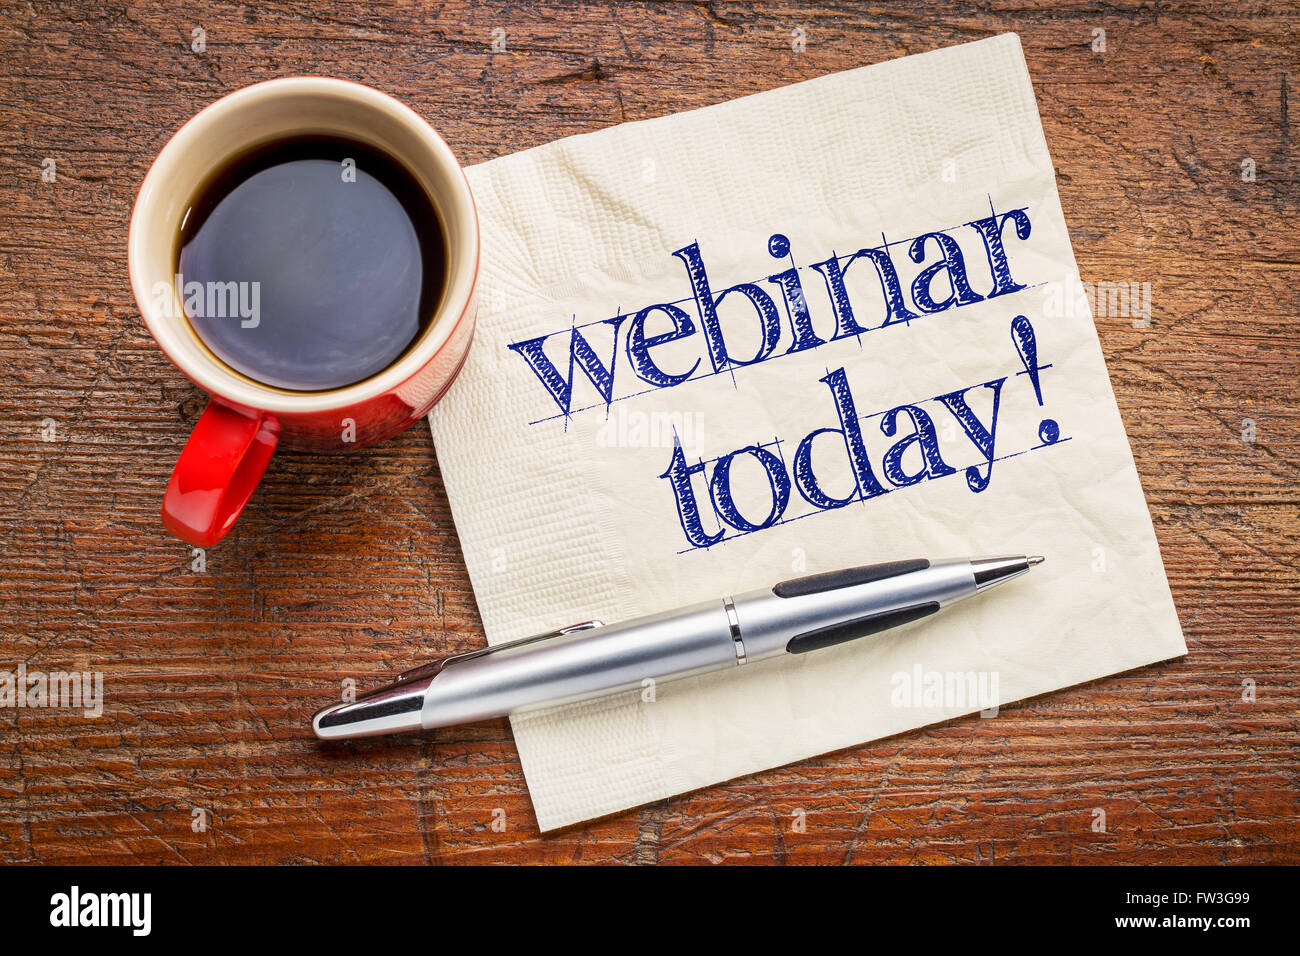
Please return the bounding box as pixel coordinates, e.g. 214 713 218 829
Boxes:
177 136 445 391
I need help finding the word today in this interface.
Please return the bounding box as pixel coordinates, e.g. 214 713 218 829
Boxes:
660 315 1063 549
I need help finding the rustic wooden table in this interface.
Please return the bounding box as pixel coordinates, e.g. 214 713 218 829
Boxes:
2 1 1297 865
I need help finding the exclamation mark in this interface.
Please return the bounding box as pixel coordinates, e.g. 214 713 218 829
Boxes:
1010 315 1060 445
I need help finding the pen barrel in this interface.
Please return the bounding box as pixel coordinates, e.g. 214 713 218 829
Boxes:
729 557 978 661
420 599 738 728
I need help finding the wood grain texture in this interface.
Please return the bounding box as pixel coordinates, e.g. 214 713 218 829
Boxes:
1 0 1297 865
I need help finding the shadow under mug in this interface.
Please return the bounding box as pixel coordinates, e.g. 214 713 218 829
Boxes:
128 77 479 548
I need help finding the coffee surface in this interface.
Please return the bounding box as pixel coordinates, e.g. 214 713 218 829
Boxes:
177 136 445 391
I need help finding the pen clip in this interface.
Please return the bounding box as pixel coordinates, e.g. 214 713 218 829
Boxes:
396 620 605 683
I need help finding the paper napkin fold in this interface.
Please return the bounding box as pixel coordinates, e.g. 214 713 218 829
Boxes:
430 34 1185 831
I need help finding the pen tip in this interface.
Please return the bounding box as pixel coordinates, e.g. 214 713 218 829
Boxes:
311 677 432 740
1027 555 1045 566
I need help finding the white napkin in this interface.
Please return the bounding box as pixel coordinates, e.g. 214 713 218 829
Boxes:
430 33 1185 831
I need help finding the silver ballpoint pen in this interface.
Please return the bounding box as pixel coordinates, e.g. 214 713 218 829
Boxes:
312 554 1044 740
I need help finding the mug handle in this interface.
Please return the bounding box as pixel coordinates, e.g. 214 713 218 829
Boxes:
161 399 280 547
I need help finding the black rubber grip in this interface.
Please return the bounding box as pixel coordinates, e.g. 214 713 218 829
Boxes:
786 601 940 654
772 559 931 599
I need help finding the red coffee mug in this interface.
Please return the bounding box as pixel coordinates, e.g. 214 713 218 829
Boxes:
128 78 478 547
